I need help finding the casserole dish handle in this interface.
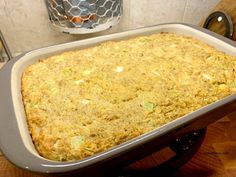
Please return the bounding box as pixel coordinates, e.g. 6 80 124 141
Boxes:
115 129 206 177
0 30 11 154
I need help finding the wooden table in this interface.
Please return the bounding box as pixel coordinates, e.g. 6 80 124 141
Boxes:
174 112 236 177
0 111 236 177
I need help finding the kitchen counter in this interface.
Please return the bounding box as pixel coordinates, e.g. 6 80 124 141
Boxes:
0 113 236 177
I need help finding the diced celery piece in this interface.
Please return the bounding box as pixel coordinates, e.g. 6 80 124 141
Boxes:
144 102 156 112
71 136 84 149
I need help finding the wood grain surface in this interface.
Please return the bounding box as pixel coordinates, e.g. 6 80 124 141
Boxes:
0 62 5 68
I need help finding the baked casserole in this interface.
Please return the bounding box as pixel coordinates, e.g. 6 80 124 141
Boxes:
21 33 236 161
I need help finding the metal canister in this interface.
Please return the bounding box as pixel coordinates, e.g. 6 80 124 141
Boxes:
45 0 123 34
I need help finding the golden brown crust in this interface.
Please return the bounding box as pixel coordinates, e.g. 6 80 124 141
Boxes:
21 33 236 161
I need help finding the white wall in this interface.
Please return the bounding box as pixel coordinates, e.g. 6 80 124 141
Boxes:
0 0 220 56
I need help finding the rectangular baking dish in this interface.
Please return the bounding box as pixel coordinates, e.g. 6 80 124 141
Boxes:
0 23 236 175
